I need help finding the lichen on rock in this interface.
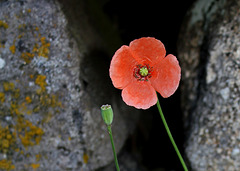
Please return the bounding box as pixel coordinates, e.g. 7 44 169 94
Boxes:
178 0 240 170
0 0 138 170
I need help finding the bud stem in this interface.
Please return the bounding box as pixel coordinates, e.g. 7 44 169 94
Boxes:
107 125 120 171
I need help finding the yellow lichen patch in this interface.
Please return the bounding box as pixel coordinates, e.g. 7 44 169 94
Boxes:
18 102 32 115
83 153 89 164
25 96 32 104
18 33 24 39
9 40 16 54
0 160 15 170
38 37 50 58
40 94 62 108
0 92 5 103
3 82 15 92
35 75 47 93
0 72 63 166
27 9 31 13
10 102 21 115
20 52 35 64
29 74 34 79
30 163 40 170
0 125 17 153
18 23 26 29
9 44 16 54
12 88 20 99
32 43 39 53
16 24 51 63
40 37 46 43
16 117 44 147
35 154 41 162
0 20 8 29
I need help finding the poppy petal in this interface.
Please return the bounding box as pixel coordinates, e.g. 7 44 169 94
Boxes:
110 45 138 89
129 37 166 65
122 81 157 109
150 54 181 98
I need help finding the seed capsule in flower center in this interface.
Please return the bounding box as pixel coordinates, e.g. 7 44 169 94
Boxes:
134 64 153 81
139 67 148 76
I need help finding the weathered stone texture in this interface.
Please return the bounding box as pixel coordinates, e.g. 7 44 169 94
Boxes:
178 0 240 170
0 0 138 170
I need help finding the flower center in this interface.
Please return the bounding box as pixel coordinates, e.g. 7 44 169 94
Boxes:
134 64 153 81
139 67 148 76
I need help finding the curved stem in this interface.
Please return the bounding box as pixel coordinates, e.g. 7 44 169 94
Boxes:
156 95 188 171
107 125 120 171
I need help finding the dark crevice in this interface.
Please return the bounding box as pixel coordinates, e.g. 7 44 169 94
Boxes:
102 0 195 170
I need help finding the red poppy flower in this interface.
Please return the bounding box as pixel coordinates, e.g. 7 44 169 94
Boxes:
109 37 181 109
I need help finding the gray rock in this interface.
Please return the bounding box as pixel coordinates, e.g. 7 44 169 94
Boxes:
98 151 148 171
0 0 138 170
178 0 240 170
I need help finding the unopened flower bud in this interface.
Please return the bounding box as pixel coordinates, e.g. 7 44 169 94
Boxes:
101 104 113 125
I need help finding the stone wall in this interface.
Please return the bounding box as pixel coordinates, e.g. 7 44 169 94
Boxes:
0 0 138 170
178 0 240 170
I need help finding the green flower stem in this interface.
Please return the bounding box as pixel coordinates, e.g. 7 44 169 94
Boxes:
156 95 188 171
107 125 120 171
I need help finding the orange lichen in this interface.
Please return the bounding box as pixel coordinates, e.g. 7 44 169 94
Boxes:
30 163 40 170
15 24 51 64
0 125 17 153
18 102 32 115
10 102 21 116
83 153 89 164
9 45 16 54
20 52 35 64
25 96 32 104
0 92 5 103
3 82 44 149
31 37 50 58
17 23 26 29
0 14 63 169
32 44 39 53
38 37 50 58
35 154 41 161
0 160 15 170
0 77 62 168
12 88 20 99
17 117 44 147
35 75 47 93
40 94 62 108
18 33 24 39
0 20 8 29
40 37 45 43
3 82 15 92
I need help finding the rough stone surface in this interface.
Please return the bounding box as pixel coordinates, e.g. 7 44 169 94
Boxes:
178 0 240 170
98 151 147 171
0 0 138 170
